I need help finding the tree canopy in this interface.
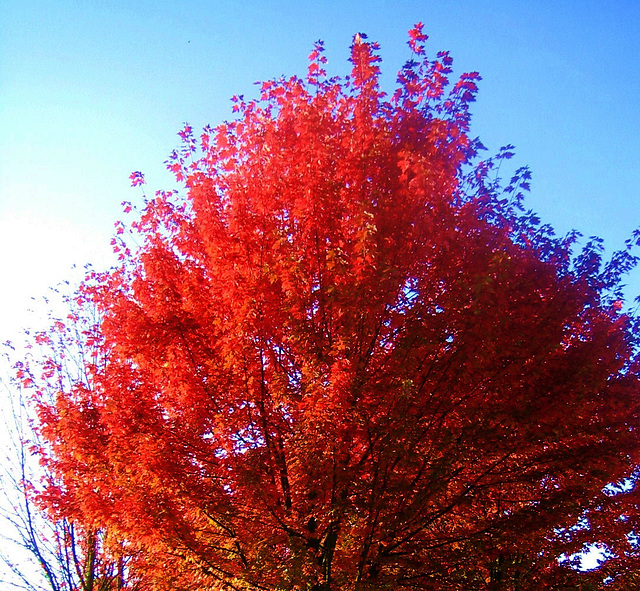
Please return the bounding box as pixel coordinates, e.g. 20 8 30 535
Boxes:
22 25 640 590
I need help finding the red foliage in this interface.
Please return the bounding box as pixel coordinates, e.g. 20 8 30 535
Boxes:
30 26 640 590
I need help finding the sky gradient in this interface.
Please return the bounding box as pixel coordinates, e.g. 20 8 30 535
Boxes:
1 0 639 340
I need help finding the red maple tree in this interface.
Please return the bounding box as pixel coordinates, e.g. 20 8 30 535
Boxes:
26 26 640 590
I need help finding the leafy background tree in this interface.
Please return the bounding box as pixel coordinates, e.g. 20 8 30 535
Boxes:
1 292 140 591
11 26 640 590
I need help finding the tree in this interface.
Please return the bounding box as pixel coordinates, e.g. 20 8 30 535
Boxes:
22 25 640 590
2 294 140 591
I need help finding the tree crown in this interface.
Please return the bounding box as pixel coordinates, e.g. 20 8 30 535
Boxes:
20 25 640 590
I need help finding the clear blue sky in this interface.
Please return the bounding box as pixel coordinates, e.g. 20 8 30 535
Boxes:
1 0 639 338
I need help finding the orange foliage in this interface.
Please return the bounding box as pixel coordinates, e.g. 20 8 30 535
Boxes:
29 26 640 590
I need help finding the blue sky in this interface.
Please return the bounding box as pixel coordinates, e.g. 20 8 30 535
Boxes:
1 0 639 339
